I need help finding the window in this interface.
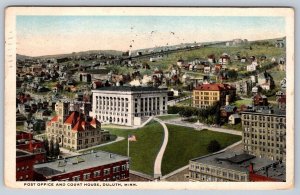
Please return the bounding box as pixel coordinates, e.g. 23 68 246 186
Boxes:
94 171 100 177
72 176 80 181
113 166 120 173
83 173 91 180
234 174 239 180
121 165 126 171
104 168 110 176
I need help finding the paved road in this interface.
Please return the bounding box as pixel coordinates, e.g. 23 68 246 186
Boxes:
153 118 169 178
167 96 192 106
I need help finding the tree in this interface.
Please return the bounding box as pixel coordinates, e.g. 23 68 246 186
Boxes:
49 139 54 157
53 139 60 157
227 69 238 80
43 138 49 156
207 140 221 153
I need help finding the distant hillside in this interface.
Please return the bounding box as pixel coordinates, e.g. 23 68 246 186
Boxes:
17 50 123 59
16 54 32 60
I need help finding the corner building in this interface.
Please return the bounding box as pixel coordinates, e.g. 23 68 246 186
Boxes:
241 107 286 161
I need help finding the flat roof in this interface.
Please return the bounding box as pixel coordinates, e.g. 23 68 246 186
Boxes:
93 86 168 92
34 150 129 178
241 107 286 116
191 151 278 173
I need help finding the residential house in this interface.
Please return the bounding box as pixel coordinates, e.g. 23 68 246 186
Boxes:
218 53 230 65
228 113 241 125
253 94 268 106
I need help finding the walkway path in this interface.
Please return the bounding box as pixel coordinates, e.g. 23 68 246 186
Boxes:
165 118 242 136
153 118 169 178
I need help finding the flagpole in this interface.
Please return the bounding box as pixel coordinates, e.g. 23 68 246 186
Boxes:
127 136 129 157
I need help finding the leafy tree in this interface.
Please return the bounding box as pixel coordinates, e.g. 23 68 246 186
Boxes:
227 69 238 79
207 140 221 153
53 139 60 157
49 139 54 157
43 138 49 156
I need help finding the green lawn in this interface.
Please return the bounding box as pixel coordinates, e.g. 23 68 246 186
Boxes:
161 124 241 175
222 123 243 131
82 121 164 176
156 114 180 121
175 98 193 107
233 99 252 107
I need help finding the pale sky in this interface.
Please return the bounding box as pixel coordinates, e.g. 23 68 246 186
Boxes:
16 16 285 57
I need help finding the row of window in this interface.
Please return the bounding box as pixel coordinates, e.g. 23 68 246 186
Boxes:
194 92 219 96
244 133 285 142
63 165 128 181
189 169 246 181
244 128 285 135
243 121 285 129
244 145 284 154
242 114 285 123
96 96 129 101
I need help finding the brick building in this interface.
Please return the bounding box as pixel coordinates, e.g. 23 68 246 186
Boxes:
193 83 236 108
16 131 47 181
34 151 129 181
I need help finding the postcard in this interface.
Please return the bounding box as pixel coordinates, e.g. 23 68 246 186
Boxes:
5 7 294 189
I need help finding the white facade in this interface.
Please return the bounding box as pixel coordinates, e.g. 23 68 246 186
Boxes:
90 87 168 126
247 63 257 72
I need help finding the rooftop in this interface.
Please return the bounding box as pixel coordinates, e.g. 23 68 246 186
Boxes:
241 106 286 116
93 86 168 92
191 151 279 173
194 83 236 91
34 150 129 178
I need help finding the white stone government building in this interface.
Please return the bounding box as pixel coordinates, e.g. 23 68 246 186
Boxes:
90 86 168 126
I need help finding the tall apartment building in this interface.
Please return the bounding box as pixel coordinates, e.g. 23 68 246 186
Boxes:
241 107 286 161
193 83 236 108
46 101 110 151
90 86 168 126
189 151 285 182
34 151 130 181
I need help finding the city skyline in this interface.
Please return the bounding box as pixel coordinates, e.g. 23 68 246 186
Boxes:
16 16 285 57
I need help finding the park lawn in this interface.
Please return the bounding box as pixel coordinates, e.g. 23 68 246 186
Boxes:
83 121 164 176
175 98 193 107
233 99 252 107
156 114 180 121
161 124 241 175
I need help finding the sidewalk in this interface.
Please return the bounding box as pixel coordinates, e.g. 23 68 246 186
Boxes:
153 118 169 178
165 118 242 136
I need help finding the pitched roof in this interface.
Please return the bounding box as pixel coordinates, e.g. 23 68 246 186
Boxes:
72 119 85 132
50 116 58 122
194 83 236 91
64 112 77 124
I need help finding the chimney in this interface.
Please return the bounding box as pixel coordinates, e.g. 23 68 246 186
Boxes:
249 162 254 173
